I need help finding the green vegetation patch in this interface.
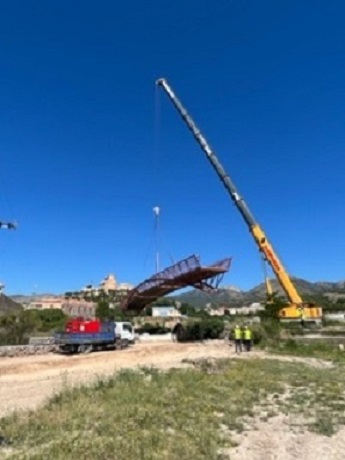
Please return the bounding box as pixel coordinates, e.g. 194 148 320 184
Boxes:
0 309 68 345
1 359 345 459
268 339 345 363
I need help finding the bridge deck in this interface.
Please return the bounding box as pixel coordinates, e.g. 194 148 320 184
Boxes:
121 254 232 311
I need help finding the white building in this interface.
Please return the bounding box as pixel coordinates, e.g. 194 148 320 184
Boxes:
324 312 345 322
80 274 133 297
152 306 182 318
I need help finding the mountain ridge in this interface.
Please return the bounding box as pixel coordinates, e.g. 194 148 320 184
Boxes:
3 278 345 312
171 277 345 308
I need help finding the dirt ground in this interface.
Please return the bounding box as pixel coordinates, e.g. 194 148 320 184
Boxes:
0 340 344 460
230 415 345 460
0 340 234 418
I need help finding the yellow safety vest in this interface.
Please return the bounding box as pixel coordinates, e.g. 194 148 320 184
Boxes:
244 329 252 340
234 327 242 340
298 308 305 319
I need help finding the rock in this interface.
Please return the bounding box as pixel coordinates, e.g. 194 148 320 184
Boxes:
0 435 11 446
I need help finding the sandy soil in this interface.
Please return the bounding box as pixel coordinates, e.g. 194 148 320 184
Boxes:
0 340 343 460
0 341 233 418
230 415 345 460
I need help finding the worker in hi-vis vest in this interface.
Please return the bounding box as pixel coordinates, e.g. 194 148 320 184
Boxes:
299 308 306 328
234 325 242 353
243 325 253 352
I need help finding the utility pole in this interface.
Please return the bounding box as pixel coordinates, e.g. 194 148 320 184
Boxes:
153 206 160 273
0 220 16 295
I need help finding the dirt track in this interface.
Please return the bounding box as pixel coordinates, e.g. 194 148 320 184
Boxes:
0 340 235 418
0 340 335 418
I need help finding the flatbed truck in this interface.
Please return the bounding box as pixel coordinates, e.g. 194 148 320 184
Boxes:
54 320 134 354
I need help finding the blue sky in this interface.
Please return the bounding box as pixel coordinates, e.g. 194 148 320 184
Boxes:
0 1 344 295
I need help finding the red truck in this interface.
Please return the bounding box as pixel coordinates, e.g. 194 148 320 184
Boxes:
54 319 117 354
65 318 102 334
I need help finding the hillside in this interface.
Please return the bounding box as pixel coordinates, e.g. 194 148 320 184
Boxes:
6 278 345 311
0 294 23 316
172 278 345 308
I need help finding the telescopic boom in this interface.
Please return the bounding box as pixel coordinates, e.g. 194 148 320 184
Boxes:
156 78 303 306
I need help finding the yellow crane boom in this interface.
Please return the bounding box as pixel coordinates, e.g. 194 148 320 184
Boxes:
156 78 322 322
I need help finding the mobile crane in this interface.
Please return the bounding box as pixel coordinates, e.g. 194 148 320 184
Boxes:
156 78 322 323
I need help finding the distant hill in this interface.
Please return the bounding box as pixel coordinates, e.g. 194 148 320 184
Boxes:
10 294 60 306
0 294 23 316
172 286 245 308
6 279 345 311
172 278 345 308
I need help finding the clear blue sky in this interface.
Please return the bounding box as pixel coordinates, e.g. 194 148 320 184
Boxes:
0 1 344 295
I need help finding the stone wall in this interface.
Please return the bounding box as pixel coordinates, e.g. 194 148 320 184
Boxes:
0 344 57 357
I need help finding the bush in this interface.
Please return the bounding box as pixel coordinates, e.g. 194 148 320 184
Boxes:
0 309 69 345
181 318 224 341
136 322 170 335
242 320 282 347
35 309 68 332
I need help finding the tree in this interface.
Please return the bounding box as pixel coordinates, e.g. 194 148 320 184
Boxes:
0 311 40 345
260 293 287 320
36 309 67 332
177 303 211 318
144 305 152 316
113 306 129 321
152 297 175 306
95 301 113 321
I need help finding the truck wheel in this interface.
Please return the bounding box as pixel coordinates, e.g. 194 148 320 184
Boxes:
78 344 93 354
173 324 186 342
115 339 127 350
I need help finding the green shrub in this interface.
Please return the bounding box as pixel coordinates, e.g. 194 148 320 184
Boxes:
182 318 224 341
136 322 170 335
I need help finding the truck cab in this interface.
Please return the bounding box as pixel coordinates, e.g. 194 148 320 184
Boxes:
115 321 135 344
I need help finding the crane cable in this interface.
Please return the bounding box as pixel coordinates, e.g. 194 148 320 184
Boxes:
140 90 178 317
141 87 162 274
152 85 176 270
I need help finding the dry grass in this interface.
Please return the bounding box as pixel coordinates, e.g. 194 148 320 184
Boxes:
1 358 345 460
